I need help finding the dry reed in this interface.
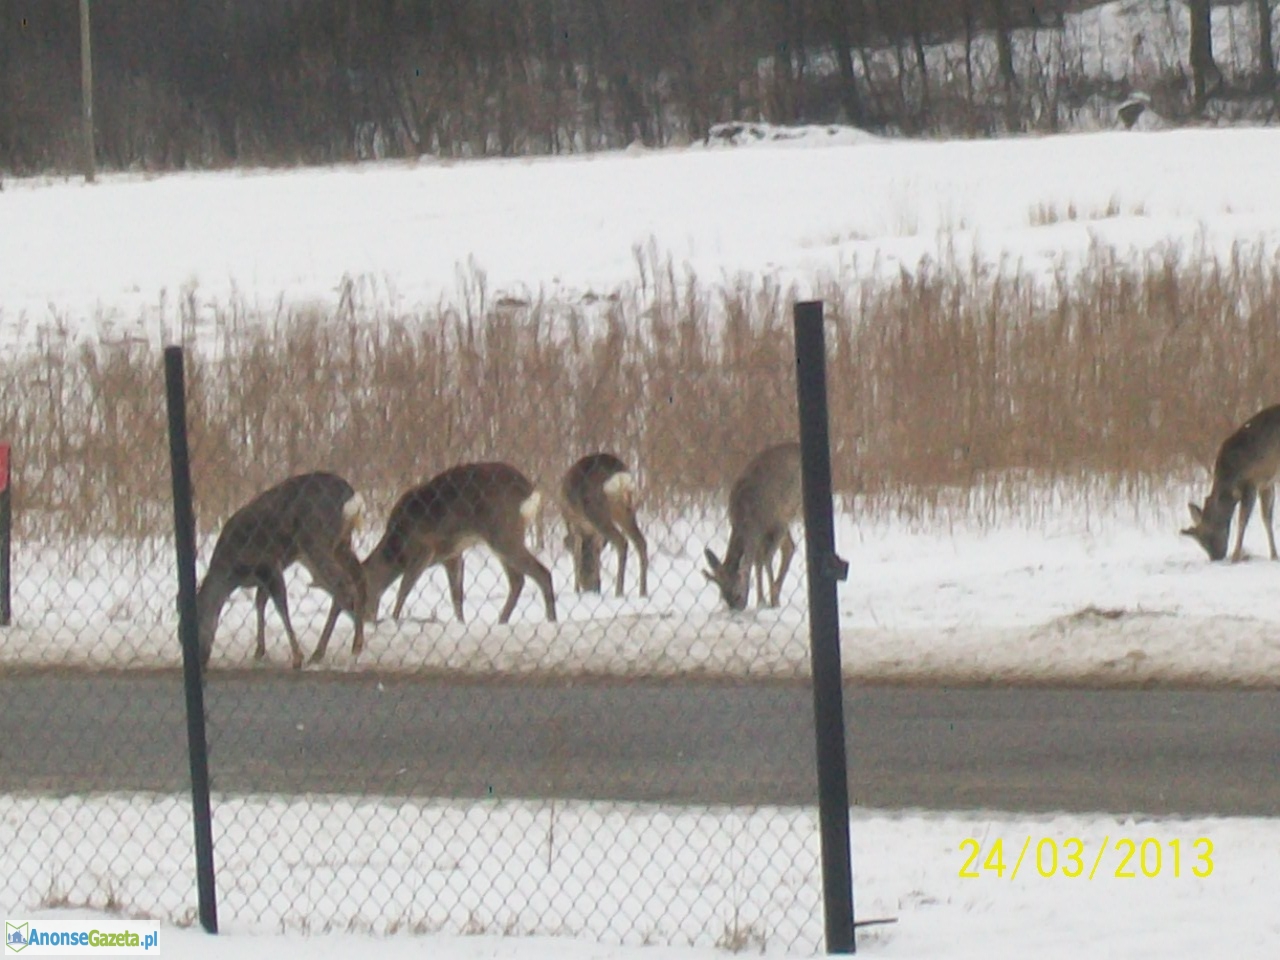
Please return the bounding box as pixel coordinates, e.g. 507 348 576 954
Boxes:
1 238 1277 549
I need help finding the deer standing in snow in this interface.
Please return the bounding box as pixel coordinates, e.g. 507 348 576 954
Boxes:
360 461 557 624
1182 404 1280 562
561 452 649 598
703 441 803 610
197 471 367 669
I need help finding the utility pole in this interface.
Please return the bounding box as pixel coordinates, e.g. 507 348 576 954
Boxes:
80 0 95 183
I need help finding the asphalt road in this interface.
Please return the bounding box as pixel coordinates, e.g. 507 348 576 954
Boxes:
1 670 1277 815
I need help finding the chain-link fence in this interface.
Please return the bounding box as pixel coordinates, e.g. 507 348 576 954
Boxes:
0 301 838 953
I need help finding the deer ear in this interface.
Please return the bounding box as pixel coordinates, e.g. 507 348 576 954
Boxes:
703 548 722 572
1187 503 1204 524
1180 526 1196 538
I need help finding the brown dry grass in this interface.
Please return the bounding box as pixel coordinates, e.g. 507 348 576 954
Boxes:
1 238 1277 548
1028 197 1146 226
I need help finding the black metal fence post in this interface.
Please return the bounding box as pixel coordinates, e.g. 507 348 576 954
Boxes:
793 300 856 954
0 443 10 626
164 346 219 934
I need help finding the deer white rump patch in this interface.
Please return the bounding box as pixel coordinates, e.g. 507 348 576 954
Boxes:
343 492 366 528
603 470 635 501
520 490 543 522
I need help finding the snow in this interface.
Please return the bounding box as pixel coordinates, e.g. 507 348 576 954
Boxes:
5 3 1280 956
9 124 1280 352
5 797 1278 958
6 503 1280 689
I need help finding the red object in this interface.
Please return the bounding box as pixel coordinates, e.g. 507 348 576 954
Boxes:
0 443 8 492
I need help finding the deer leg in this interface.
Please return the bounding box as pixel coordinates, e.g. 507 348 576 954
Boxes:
535 553 559 622
444 554 466 623
306 585 361 664
564 530 583 593
312 601 345 664
752 547 762 609
305 539 367 662
757 533 780 608
335 539 367 654
1233 488 1257 563
771 531 797 607
253 585 270 661
321 540 366 653
263 568 304 670
579 532 603 593
592 535 606 593
1262 486 1278 560
619 510 649 598
603 527 629 598
500 546 556 623
391 551 433 621
497 565 526 624
561 512 591 595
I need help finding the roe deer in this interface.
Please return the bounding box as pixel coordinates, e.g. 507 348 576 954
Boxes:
362 462 557 624
561 452 649 598
197 471 367 670
703 441 803 610
1183 403 1280 562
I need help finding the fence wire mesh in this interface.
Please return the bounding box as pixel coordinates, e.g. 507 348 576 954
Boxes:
0 309 832 954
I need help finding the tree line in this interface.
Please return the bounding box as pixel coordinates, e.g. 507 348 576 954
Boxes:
0 0 1274 174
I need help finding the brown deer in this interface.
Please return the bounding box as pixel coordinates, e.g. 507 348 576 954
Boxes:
703 441 803 610
561 453 649 598
361 462 557 624
1183 404 1280 562
197 472 367 670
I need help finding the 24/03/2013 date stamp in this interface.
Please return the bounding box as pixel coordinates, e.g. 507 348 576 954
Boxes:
958 836 1214 880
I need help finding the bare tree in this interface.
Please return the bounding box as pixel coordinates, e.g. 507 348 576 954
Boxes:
989 0 1017 90
908 1 932 127
989 0 1019 129
79 0 94 182
1188 0 1218 111
961 0 978 129
1256 0 1276 92
827 0 865 125
5 0 1254 174
769 0 807 123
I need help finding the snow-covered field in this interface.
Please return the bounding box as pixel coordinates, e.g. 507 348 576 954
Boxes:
4 795 1277 958
5 504 1280 687
8 123 1280 353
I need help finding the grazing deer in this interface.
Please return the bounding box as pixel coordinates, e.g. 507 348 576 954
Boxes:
703 441 803 610
361 462 557 624
197 472 367 670
1183 404 1280 562
561 453 649 598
